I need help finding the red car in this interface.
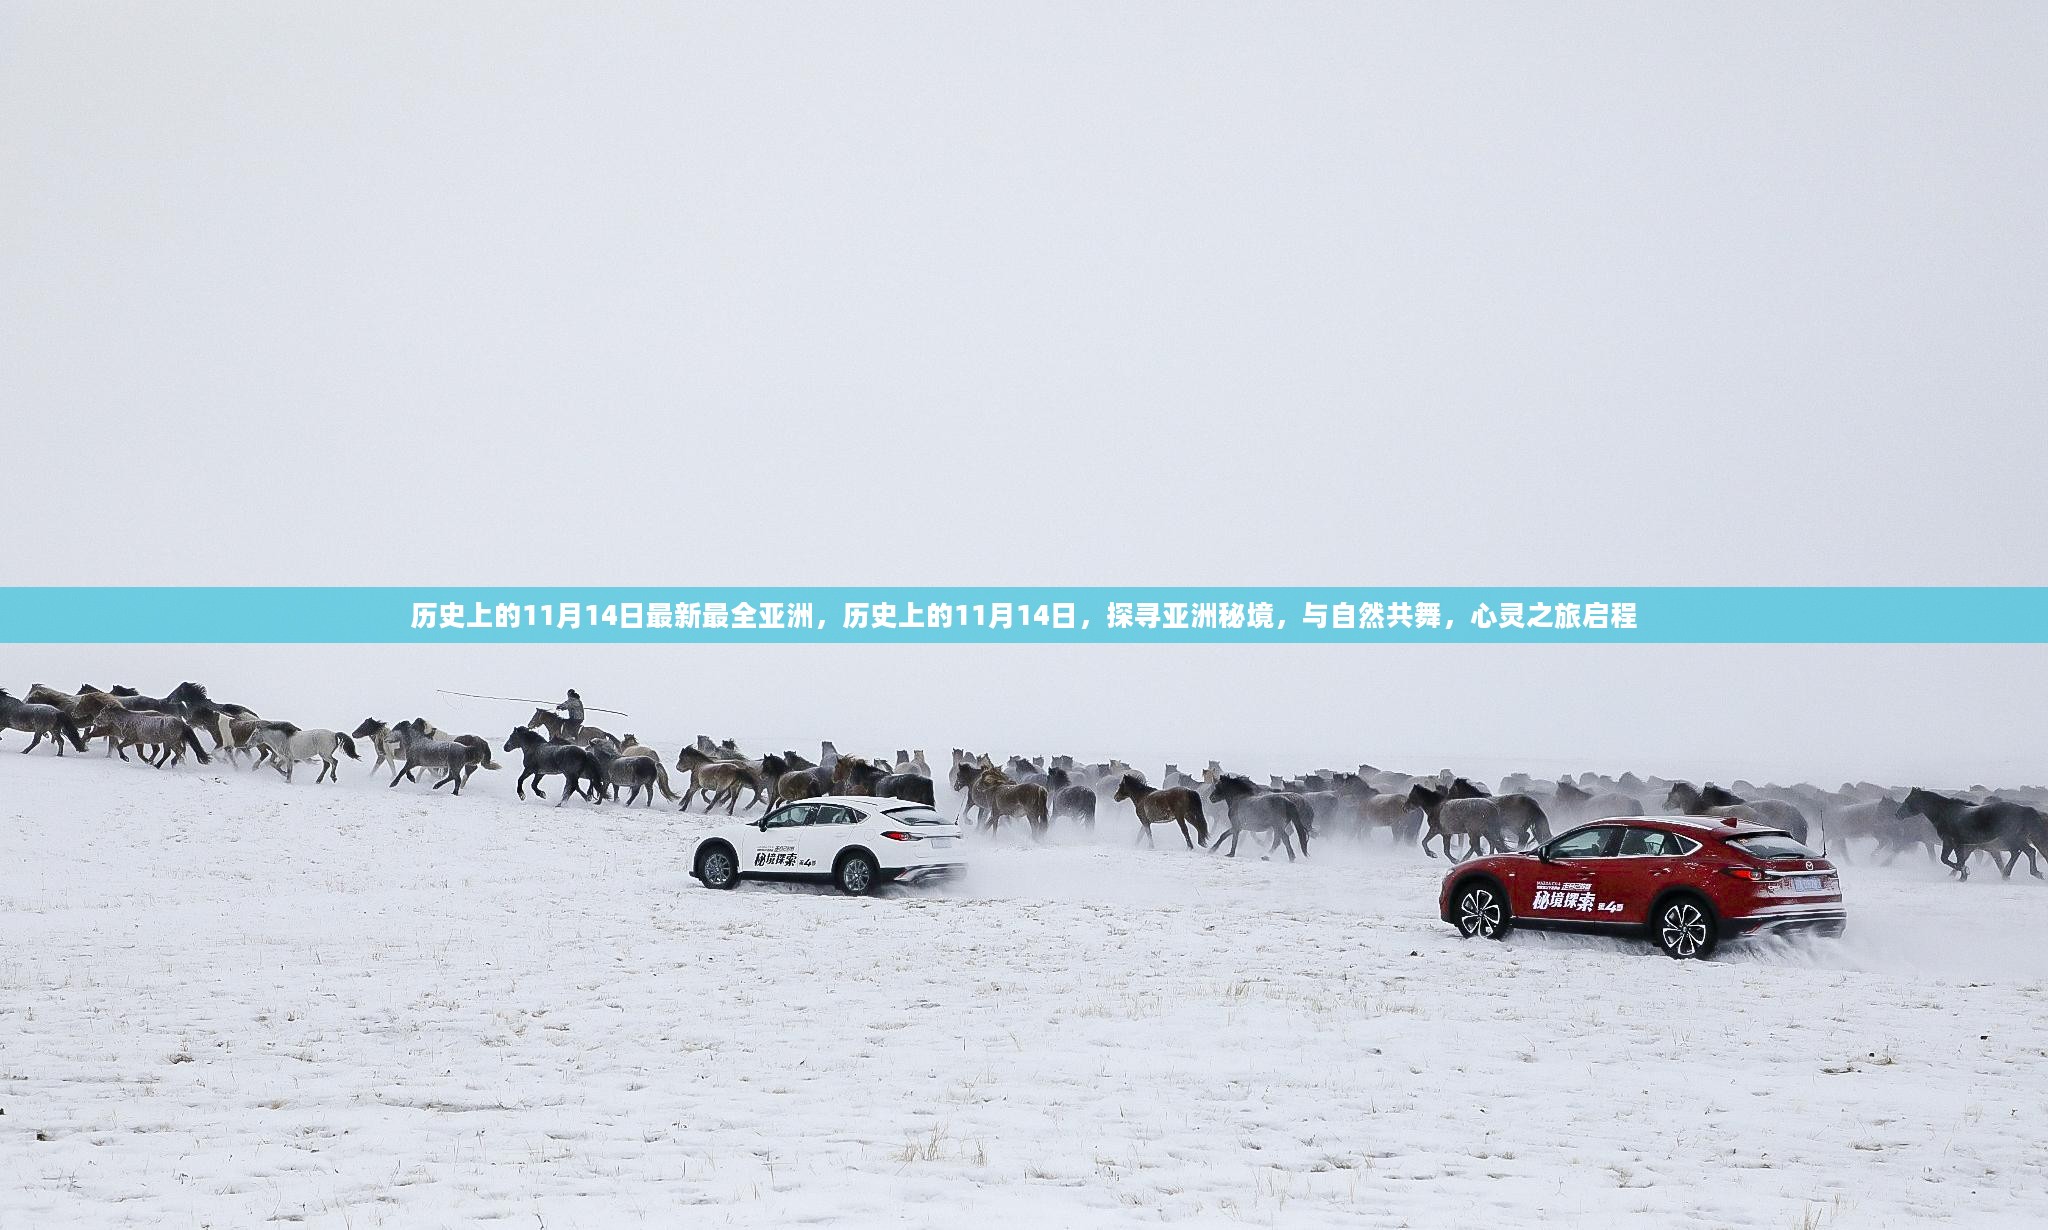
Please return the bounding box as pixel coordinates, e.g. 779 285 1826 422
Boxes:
1438 815 1845 959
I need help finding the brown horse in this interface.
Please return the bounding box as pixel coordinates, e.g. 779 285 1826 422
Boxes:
1113 774 1210 849
770 757 836 812
675 745 769 813
950 758 996 825
976 767 1049 839
525 708 615 748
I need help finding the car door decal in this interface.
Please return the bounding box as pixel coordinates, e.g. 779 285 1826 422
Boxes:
754 843 800 869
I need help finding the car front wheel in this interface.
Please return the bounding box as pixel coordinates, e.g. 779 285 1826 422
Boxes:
1454 882 1510 940
698 843 740 890
1654 897 1717 959
836 851 878 896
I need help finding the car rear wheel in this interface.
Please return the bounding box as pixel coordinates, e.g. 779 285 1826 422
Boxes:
1655 897 1717 959
1454 882 1510 940
836 851 878 896
698 843 739 890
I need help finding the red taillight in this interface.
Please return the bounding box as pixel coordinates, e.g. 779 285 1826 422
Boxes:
880 830 922 841
1719 864 1767 882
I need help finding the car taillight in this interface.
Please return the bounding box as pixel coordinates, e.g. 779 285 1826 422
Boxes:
1719 864 1767 882
880 831 922 841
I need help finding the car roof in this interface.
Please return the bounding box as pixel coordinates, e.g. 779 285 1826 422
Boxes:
781 795 937 812
1559 814 1788 839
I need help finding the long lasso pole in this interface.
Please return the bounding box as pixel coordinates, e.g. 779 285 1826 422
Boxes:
435 688 630 717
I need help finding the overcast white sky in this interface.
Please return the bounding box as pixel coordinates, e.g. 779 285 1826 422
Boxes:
3 5 2045 785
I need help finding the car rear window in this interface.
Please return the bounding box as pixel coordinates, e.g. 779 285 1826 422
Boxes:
882 806 950 825
1727 833 1821 860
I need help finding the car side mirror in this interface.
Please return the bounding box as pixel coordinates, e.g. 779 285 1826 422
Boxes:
757 817 771 831
1536 845 1554 863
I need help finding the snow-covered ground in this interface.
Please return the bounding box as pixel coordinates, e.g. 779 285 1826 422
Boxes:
3 749 2046 1228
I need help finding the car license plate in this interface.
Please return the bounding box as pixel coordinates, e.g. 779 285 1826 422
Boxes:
929 837 956 849
1788 875 1825 894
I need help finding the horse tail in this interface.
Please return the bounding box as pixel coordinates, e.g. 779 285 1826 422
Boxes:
1815 798 1828 858
62 716 88 751
182 722 212 764
336 733 360 759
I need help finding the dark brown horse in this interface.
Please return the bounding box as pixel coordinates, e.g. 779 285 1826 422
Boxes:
674 745 769 813
975 767 1049 839
1113 774 1210 849
525 708 615 748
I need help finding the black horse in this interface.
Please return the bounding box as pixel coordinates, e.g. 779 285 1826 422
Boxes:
1896 788 2045 881
503 727 605 807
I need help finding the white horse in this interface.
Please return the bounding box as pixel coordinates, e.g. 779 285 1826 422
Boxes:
253 728 359 783
215 714 299 768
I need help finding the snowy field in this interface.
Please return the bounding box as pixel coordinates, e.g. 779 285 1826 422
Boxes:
3 750 2047 1229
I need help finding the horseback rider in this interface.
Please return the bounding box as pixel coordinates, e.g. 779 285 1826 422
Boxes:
556 689 585 740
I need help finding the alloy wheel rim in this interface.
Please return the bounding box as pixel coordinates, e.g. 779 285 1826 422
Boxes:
706 852 732 884
1459 889 1500 936
1662 904 1707 956
845 861 871 891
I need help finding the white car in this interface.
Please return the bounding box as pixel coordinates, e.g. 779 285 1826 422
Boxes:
689 795 966 894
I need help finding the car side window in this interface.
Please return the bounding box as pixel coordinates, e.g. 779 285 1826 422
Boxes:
1547 827 1619 859
763 803 816 829
1618 828 1681 857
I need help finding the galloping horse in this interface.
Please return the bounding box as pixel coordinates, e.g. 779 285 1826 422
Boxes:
1896 788 2046 881
1113 775 1209 849
0 690 88 755
675 745 769 813
253 728 360 783
974 767 1049 839
1206 774 1312 860
503 727 604 806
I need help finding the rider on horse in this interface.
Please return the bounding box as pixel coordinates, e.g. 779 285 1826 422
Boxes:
556 689 585 740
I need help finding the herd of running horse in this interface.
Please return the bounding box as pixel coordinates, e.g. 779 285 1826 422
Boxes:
2 681 2045 882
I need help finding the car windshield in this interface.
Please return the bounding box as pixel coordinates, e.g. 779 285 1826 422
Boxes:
882 806 950 825
1728 833 1821 860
